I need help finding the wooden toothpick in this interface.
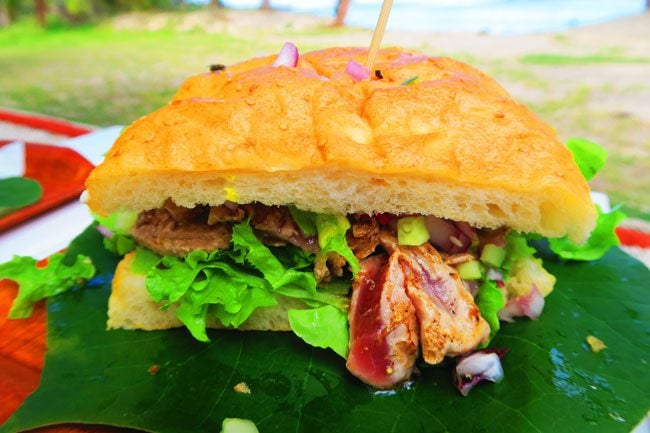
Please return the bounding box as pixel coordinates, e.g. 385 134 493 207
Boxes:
364 0 394 71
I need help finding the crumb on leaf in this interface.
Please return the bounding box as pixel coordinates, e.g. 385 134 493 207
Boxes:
233 381 251 394
586 335 606 353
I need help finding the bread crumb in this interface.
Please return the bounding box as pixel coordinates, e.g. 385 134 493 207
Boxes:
586 335 606 353
233 381 251 394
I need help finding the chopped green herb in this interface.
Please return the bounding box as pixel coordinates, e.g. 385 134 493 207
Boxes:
400 76 419 86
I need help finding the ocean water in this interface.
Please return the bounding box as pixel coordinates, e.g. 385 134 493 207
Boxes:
219 0 646 34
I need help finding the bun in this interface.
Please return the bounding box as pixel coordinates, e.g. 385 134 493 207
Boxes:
87 47 596 243
108 252 304 331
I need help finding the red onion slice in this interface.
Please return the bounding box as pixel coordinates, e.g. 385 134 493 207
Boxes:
464 280 480 297
424 216 455 251
454 348 507 396
272 42 299 67
95 225 114 239
424 216 471 253
486 268 504 282
498 285 545 322
454 221 478 245
345 59 370 82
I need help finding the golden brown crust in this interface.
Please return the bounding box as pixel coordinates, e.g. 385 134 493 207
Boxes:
86 47 596 242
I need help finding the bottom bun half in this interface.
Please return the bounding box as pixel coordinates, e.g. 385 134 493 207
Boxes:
107 252 305 332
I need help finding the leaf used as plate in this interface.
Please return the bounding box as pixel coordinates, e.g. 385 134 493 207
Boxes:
1 228 649 433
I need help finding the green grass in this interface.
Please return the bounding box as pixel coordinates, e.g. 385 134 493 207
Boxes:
527 85 592 115
485 61 550 90
520 52 650 65
0 21 274 125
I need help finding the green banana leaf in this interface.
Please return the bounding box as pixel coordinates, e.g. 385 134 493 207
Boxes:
1 227 649 433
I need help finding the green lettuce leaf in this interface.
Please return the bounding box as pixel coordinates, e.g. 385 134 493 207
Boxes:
315 214 360 276
288 208 359 276
288 305 349 358
93 210 138 256
566 137 607 181
288 206 318 236
142 220 349 348
0 253 95 319
103 233 136 255
131 247 161 274
552 137 623 261
231 220 317 291
268 244 314 270
549 205 625 261
475 279 505 341
146 249 275 342
93 210 138 235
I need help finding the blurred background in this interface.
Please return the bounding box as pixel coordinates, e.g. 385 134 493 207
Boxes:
0 0 648 219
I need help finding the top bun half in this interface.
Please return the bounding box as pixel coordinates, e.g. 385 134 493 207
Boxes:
86 46 596 243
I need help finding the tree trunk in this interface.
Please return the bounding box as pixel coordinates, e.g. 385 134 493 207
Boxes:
0 6 8 27
260 0 271 10
6 0 18 23
35 0 47 27
333 0 350 27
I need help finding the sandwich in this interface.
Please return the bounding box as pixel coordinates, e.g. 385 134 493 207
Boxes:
85 45 597 390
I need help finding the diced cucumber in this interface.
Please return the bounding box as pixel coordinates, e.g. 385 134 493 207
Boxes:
397 216 429 246
457 260 483 280
480 244 507 268
220 418 259 433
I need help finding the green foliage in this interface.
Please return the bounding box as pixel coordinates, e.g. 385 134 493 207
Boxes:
63 0 93 16
0 252 95 319
1 228 648 433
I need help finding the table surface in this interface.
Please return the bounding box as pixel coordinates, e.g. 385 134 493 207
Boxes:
0 279 126 432
0 127 128 432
